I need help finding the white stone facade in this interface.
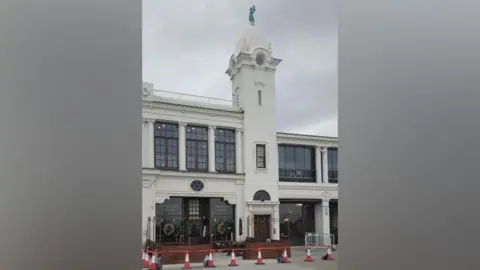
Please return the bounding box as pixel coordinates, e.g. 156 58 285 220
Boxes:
142 26 338 246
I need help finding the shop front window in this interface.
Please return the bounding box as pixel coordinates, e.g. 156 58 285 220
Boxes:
279 202 315 246
210 198 235 243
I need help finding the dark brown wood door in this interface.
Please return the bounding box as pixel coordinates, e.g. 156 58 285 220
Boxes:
253 215 270 241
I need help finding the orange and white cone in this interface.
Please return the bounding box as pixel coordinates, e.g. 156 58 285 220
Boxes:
304 247 314 262
321 247 335 261
182 252 191 269
149 251 157 269
206 250 216 268
228 249 238 267
282 248 291 263
142 251 147 266
255 249 265 265
143 251 151 267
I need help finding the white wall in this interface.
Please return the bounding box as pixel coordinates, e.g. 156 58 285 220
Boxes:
140 26 339 243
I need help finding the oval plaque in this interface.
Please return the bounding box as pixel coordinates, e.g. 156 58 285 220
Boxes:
190 180 204 191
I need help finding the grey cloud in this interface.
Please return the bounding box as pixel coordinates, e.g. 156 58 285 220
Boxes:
143 0 337 136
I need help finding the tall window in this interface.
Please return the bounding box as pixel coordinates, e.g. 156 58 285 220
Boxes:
327 147 338 183
154 122 178 170
256 144 266 168
278 145 315 182
215 128 236 173
186 125 208 171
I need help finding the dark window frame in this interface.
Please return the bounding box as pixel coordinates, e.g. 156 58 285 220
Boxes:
214 128 236 173
253 190 271 201
327 147 338 183
278 144 316 183
256 144 266 168
154 122 179 170
186 125 209 172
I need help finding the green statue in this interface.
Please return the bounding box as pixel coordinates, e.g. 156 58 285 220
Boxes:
249 5 256 26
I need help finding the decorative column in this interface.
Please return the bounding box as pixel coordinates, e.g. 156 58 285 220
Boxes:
315 198 332 246
142 118 149 168
208 125 216 172
315 146 322 183
150 202 156 243
148 119 155 168
248 206 253 238
235 181 245 241
142 179 156 244
272 204 280 240
142 118 155 168
235 129 243 174
178 122 186 171
321 147 329 183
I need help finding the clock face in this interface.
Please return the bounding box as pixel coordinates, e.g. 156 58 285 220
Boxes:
255 52 266 65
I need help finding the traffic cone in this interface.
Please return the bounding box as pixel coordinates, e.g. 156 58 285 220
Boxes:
321 247 335 261
182 252 191 269
304 247 314 262
228 249 238 267
282 248 291 263
143 251 151 267
255 249 265 265
142 251 147 266
149 251 157 269
206 250 216 268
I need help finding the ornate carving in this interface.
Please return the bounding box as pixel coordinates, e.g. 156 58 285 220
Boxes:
254 81 267 87
142 87 150 97
142 118 155 123
142 179 156 188
178 122 187 127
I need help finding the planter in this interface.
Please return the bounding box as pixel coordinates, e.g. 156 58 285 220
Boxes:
243 239 290 260
155 243 211 265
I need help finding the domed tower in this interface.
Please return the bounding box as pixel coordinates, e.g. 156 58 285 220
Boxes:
226 24 282 240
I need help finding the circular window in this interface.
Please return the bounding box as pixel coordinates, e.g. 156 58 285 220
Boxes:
190 180 204 191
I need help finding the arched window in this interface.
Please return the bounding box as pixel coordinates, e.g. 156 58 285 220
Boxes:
253 190 271 201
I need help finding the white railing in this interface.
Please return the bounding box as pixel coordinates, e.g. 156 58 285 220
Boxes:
153 89 232 106
305 232 335 248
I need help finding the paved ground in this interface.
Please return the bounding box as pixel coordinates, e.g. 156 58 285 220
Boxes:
148 247 338 270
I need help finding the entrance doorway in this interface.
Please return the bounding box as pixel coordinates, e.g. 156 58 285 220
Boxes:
253 215 271 241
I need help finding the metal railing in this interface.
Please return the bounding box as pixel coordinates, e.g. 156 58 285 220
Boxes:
279 169 317 183
305 232 335 248
328 170 338 183
153 89 233 106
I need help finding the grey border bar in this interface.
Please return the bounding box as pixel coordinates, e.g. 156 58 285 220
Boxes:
339 1 480 270
0 0 141 269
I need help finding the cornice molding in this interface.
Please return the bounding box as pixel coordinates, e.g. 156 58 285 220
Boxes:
142 168 246 182
155 190 238 205
143 101 242 115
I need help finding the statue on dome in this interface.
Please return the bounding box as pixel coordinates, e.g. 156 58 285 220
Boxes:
249 5 256 26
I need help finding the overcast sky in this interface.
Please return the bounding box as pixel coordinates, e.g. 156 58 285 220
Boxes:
142 0 338 137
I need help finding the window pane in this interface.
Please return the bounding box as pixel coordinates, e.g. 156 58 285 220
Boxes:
278 146 285 169
285 147 295 169
154 123 179 169
294 147 305 169
304 148 312 170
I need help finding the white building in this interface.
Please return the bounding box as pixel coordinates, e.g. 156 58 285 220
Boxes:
142 26 338 248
